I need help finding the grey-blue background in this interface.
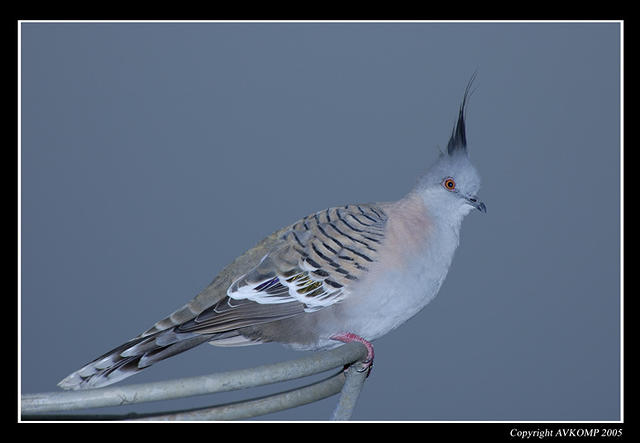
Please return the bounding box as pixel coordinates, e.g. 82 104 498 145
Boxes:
20 22 621 421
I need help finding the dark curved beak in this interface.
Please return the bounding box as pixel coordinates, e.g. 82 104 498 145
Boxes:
466 196 486 213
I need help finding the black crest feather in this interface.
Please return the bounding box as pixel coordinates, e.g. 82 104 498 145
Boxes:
447 72 477 155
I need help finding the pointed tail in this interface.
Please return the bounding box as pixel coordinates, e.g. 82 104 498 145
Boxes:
57 328 213 390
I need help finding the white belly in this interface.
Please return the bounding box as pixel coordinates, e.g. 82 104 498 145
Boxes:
340 259 450 340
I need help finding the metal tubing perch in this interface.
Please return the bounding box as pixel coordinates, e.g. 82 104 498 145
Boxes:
21 342 368 421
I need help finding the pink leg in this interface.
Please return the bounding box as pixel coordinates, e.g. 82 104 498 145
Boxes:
330 332 375 374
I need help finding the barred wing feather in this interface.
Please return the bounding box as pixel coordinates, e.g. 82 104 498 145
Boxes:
228 204 388 312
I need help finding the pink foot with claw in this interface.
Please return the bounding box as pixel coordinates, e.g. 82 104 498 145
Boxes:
330 332 375 375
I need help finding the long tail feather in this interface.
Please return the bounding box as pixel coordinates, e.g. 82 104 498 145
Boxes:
57 328 213 390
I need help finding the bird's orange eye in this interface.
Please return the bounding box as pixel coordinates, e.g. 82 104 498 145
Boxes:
443 177 456 191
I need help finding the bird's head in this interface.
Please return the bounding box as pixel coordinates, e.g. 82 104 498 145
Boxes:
417 77 486 220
